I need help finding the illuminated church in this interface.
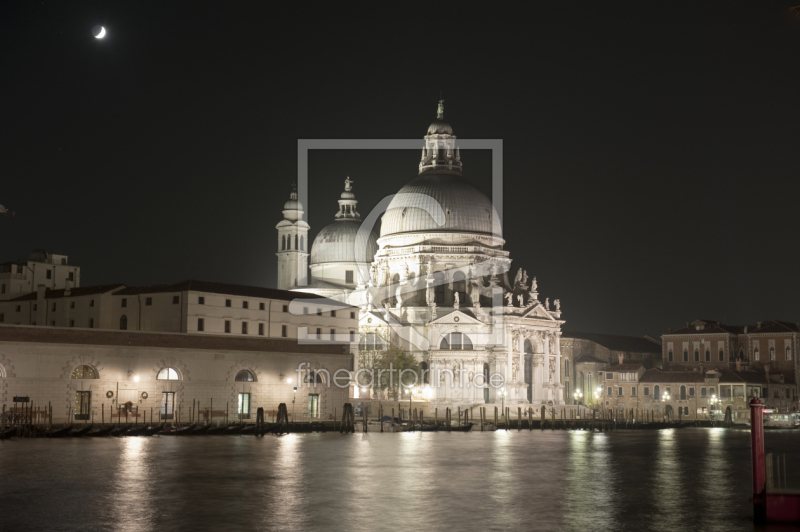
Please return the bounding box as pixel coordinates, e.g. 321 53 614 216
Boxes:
276 101 565 407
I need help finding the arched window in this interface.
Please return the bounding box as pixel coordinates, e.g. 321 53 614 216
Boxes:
680 385 686 400
420 361 429 384
299 236 304 251
452 271 466 303
524 339 533 354
565 359 570 379
770 347 775 361
359 333 383 351
719 349 724 362
588 374 593 398
282 235 286 250
668 350 673 362
683 350 688 362
71 365 97 379
705 350 710 362
654 384 660 399
694 350 699 362
304 371 323 384
157 367 179 380
235 369 255 382
294 235 298 250
433 272 445 305
754 348 760 361
120 314 127 330
439 332 473 350
579 372 585 397
787 346 793 361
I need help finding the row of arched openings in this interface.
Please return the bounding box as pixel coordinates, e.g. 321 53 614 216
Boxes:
69 365 259 383
281 235 304 251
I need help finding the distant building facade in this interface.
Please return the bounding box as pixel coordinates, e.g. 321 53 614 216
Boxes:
0 250 80 300
560 331 662 405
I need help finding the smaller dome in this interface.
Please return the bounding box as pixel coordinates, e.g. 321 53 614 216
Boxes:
311 221 378 264
427 118 453 136
283 198 302 211
340 191 355 200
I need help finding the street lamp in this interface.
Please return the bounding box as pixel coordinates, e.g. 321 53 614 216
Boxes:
710 394 718 420
594 387 602 412
573 390 583 405
662 391 670 421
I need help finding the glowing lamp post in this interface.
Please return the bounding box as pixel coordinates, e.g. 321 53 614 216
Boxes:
594 387 602 411
662 392 671 421
710 394 718 420
573 390 583 406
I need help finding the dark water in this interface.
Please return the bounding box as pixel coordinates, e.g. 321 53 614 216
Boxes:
1 428 798 531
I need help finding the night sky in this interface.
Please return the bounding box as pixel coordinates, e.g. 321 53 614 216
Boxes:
3 2 800 338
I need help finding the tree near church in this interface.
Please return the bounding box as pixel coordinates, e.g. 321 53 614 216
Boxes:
374 347 421 400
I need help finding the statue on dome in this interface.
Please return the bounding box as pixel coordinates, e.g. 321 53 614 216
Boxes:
344 176 353 191
554 299 561 311
522 270 529 287
514 268 522 286
505 292 513 306
517 294 524 307
453 292 460 310
531 276 538 292
545 298 550 310
437 99 445 119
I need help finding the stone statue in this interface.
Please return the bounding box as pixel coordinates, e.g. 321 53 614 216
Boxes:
403 262 409 278
453 364 460 384
545 298 550 310
366 290 374 309
453 292 460 309
512 360 519 382
517 294 524 307
344 176 353 191
514 268 522 285
522 270 529 287
437 99 445 118
554 299 561 311
505 292 513 305
531 276 538 292
549 357 556 384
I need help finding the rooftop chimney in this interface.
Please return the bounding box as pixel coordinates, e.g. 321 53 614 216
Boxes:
617 353 624 365
735 358 742 372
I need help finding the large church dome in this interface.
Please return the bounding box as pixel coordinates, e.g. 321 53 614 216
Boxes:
311 220 378 264
379 173 496 237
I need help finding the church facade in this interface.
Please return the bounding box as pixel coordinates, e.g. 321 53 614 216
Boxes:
277 102 566 407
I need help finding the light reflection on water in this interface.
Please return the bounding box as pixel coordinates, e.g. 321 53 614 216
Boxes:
0 428 797 531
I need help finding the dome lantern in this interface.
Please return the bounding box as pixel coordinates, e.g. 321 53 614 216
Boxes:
420 98 461 175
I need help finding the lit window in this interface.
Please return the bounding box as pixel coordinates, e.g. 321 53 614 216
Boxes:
157 367 179 380
238 393 251 419
308 394 319 418
770 347 775 361
71 365 97 379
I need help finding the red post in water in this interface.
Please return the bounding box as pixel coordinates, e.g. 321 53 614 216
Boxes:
750 397 766 524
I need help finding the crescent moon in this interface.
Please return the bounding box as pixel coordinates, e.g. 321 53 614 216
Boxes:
95 26 106 39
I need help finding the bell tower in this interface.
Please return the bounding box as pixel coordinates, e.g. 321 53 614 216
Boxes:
276 185 309 290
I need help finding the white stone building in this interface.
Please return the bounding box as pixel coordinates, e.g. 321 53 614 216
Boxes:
281 101 566 407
